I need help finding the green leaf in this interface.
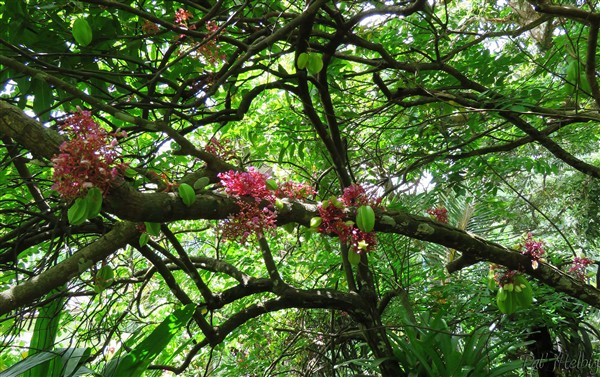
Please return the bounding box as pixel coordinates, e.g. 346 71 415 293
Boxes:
24 287 65 377
95 265 114 292
109 304 195 377
68 197 88 225
31 78 53 123
84 187 103 219
508 105 527 112
178 183 196 207
144 222 161 236
124 167 138 178
60 348 92 377
283 223 296 234
139 233 149 247
297 52 309 69
1 352 58 377
72 18 93 46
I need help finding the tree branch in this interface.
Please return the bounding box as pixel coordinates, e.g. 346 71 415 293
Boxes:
0 221 138 315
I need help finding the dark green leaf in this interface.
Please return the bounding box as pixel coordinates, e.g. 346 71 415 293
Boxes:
144 222 161 236
109 304 195 377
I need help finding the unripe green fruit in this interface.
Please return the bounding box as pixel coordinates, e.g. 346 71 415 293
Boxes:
356 205 375 232
72 18 93 46
178 183 196 207
193 177 210 191
310 217 322 228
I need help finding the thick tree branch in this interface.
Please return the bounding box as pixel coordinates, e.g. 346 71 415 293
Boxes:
0 101 62 160
585 21 600 107
527 1 600 22
0 221 138 315
376 212 600 308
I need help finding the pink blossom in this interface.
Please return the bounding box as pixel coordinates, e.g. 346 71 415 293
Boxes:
217 168 276 243
218 167 273 200
522 233 545 263
350 227 377 253
569 257 593 281
316 184 380 253
276 181 316 200
205 137 235 160
142 20 159 35
341 184 369 207
427 207 448 224
491 265 517 288
51 110 127 200
197 21 226 64
317 198 351 242
174 8 193 24
221 200 277 243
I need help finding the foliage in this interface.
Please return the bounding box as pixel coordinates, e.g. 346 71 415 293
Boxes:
388 310 527 376
1 0 600 376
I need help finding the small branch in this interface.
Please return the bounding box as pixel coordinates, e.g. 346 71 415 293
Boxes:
189 255 256 284
2 136 53 215
0 57 159 130
136 244 216 344
162 225 216 304
340 243 357 292
257 237 284 290
446 254 480 273
377 287 416 324
438 65 600 179
216 287 365 344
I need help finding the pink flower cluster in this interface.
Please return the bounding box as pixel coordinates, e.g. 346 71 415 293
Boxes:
218 168 277 243
276 181 316 200
51 110 127 200
427 207 448 224
222 200 278 243
522 233 545 267
174 8 195 40
198 21 226 65
491 265 517 288
142 20 159 35
316 184 379 253
205 137 235 161
219 168 273 199
569 257 593 281
175 8 194 25
174 9 225 65
217 172 376 252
